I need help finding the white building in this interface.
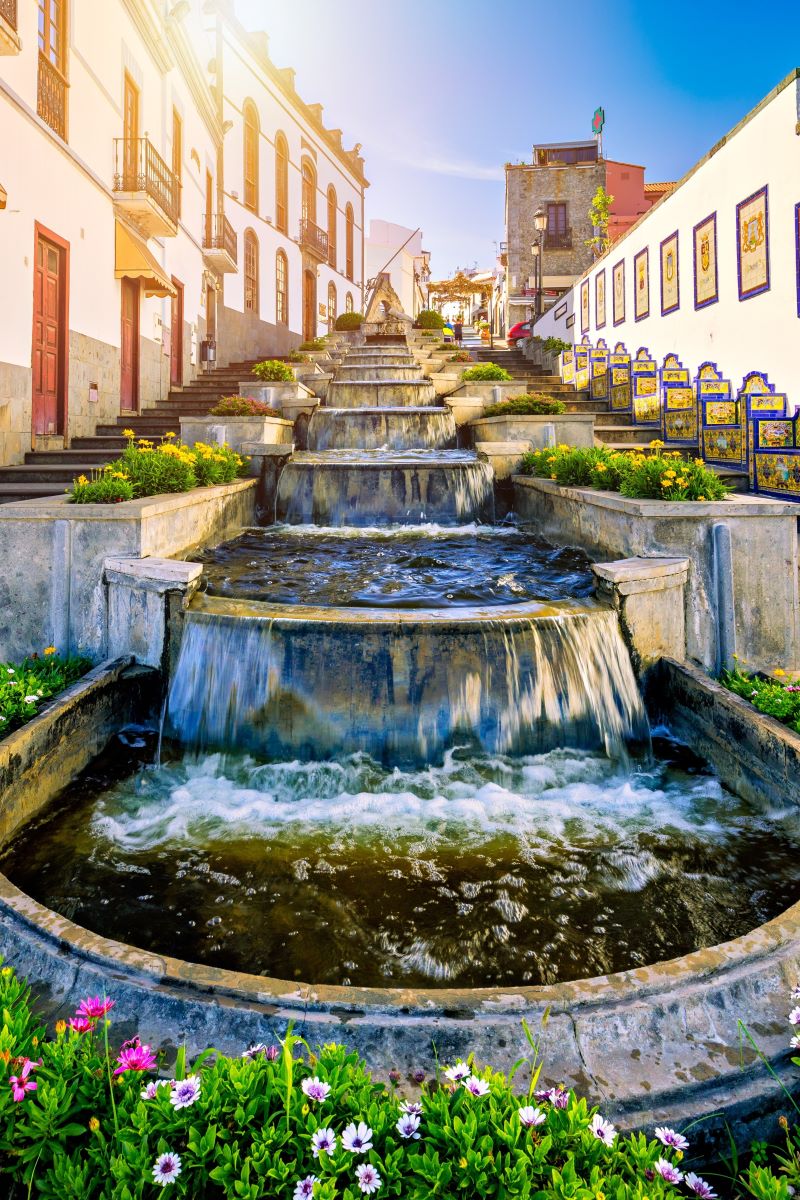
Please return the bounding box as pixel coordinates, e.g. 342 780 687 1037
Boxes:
364 220 429 318
0 0 367 465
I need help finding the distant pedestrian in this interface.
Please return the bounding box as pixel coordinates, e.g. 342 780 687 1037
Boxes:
453 320 463 346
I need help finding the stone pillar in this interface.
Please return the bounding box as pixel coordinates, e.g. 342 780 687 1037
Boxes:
592 556 690 676
241 442 294 524
105 558 203 670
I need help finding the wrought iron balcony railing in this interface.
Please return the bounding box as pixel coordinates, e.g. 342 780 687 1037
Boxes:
0 0 18 29
544 228 573 250
299 217 329 262
113 137 180 228
37 53 67 140
203 213 238 265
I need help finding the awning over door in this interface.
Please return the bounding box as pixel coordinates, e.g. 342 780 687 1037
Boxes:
114 222 176 298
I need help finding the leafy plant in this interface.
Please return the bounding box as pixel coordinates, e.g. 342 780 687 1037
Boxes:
298 339 326 351
544 336 571 355
416 310 445 329
585 185 615 256
0 651 90 737
334 312 363 331
252 360 295 383
69 435 245 504
287 351 312 364
460 363 512 382
520 442 730 502
71 471 134 504
209 396 281 417
720 662 800 734
447 351 472 363
483 394 567 417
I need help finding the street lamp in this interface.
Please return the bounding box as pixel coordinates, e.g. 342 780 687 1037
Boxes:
532 208 547 321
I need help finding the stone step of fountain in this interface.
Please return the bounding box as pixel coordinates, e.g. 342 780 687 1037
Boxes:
307 407 457 452
326 380 439 409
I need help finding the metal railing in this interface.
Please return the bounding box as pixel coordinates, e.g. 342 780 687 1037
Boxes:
544 228 573 250
113 137 180 227
0 0 17 29
203 213 238 264
37 54 67 139
299 217 329 261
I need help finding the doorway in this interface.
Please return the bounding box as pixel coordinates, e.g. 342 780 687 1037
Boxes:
170 279 183 388
32 226 68 437
120 277 139 413
302 269 316 343
205 283 216 344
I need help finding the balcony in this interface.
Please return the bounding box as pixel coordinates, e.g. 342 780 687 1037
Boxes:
113 138 179 238
0 0 19 53
202 213 238 273
37 54 67 138
299 217 329 263
544 228 573 251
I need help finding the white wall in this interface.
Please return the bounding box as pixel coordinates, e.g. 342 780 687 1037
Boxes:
365 220 423 317
533 72 800 411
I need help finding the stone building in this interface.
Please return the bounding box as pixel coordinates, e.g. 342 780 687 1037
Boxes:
364 221 430 319
0 0 367 465
503 139 672 330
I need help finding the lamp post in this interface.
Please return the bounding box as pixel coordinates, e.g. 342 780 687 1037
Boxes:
532 208 547 321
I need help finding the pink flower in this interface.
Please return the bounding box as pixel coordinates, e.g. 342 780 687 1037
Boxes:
76 995 115 1021
535 1086 570 1108
69 1016 95 1033
9 1058 37 1103
301 1076 331 1103
655 1158 684 1185
685 1173 717 1198
113 1036 157 1075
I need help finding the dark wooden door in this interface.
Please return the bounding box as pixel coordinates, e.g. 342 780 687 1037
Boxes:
170 279 183 387
303 270 316 343
120 277 139 413
32 233 64 435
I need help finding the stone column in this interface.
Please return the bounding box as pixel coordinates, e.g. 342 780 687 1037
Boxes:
104 557 203 670
592 556 690 676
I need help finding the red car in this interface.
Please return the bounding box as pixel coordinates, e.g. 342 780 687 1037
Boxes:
507 320 532 346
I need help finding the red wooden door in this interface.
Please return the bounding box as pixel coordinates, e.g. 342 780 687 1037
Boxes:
303 270 316 343
120 277 139 413
170 279 183 387
32 234 63 435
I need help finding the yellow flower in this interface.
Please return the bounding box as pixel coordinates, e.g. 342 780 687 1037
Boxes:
595 463 607 472
664 470 676 479
550 474 558 480
694 458 705 467
165 431 176 439
697 495 706 502
649 439 665 448
122 429 135 439
1 966 11 976
77 475 89 486
459 1158 468 1170
774 668 786 677
31 1037 38 1047
89 1116 100 1132
55 1019 66 1035
547 455 556 463
43 646 57 656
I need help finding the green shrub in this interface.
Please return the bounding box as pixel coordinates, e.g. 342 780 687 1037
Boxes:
71 470 135 504
252 359 295 383
720 662 800 733
209 396 280 417
0 959 708 1200
460 363 512 382
483 394 567 417
421 330 438 338
298 338 326 351
416 309 445 329
0 652 90 737
69 436 245 504
544 336 571 355
334 312 363 331
288 351 312 364
448 351 472 363
519 442 730 502
189 442 245 487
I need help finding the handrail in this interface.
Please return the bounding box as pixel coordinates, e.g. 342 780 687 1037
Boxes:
113 137 180 227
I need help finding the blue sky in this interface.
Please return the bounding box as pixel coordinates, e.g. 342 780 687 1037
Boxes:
237 0 800 278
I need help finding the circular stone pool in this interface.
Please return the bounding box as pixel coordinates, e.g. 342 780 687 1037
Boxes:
5 732 799 990
191 525 595 607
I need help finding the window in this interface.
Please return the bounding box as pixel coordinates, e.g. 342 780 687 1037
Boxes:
327 185 337 269
275 133 288 233
545 203 570 249
535 145 597 166
327 281 337 328
38 0 65 70
301 159 316 225
173 109 183 218
244 229 259 313
276 250 288 325
345 291 354 313
38 0 68 139
345 203 354 281
243 100 259 212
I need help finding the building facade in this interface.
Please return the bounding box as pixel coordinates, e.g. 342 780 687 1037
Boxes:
364 221 429 318
0 0 366 465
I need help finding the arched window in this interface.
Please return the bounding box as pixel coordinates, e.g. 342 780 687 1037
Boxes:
301 158 316 226
276 249 288 325
275 132 288 234
327 281 337 330
243 100 259 212
244 229 259 313
345 203 354 281
345 291 354 313
327 185 337 268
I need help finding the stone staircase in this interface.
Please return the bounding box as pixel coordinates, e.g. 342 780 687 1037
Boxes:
0 362 265 503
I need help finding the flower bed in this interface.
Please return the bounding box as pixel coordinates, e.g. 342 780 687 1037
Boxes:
253 360 295 383
0 650 90 737
71 435 245 504
483 393 567 417
520 442 729 502
210 396 280 417
460 362 512 383
720 661 800 733
0 959 739 1199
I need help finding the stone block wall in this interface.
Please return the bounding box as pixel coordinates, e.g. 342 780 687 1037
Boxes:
506 162 602 300
0 363 32 465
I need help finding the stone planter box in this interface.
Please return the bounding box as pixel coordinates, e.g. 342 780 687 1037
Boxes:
0 480 256 663
471 412 595 448
513 475 800 673
430 372 461 398
180 415 293 454
445 396 486 426
239 382 314 407
453 380 519 402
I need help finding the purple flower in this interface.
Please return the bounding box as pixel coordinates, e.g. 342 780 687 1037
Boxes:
355 1163 382 1195
389 1070 402 1085
400 1100 423 1116
141 1079 172 1100
170 1074 201 1110
790 1007 800 1026
518 1105 546 1127
114 1036 157 1076
535 1086 569 1108
76 995 115 1020
411 1068 426 1084
311 1127 337 1158
792 985 800 1001
685 1173 717 1198
655 1126 689 1151
293 1176 318 1200
655 1158 684 1184
302 1076 331 1104
791 1036 800 1050
396 1112 421 1139
264 1044 280 1060
342 1122 373 1154
152 1152 182 1187
444 1061 470 1082
463 1075 490 1097
590 1113 617 1145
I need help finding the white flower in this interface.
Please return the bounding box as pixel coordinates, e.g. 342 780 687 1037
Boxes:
791 1036 800 1049
463 1075 490 1097
655 1157 684 1184
685 1173 717 1198
301 1076 331 1103
342 1122 373 1153
655 1126 689 1151
169 1074 201 1109
790 1007 800 1026
590 1113 617 1145
396 1112 421 1139
23 695 38 705
311 1127 337 1158
293 1176 318 1200
141 1079 172 1100
355 1163 382 1194
444 1061 470 1082
152 1152 182 1186
518 1105 546 1127
791 985 800 1001
6 669 14 676
400 1100 423 1116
